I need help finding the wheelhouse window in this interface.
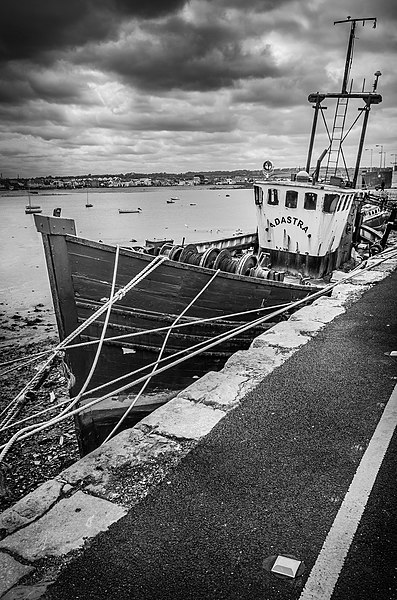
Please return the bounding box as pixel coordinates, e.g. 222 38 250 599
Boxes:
285 190 298 208
254 185 263 206
304 192 317 210
267 188 279 205
345 195 352 210
323 193 339 213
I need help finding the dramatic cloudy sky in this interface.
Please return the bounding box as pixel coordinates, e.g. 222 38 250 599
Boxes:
0 0 396 177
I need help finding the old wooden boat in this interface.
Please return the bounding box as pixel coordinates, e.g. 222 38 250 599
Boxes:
34 17 385 455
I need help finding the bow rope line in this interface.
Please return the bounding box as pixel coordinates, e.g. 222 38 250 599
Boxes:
1 247 396 450
0 253 168 425
101 268 221 445
3 242 397 376
0 301 290 432
0 302 293 374
1 246 397 460
0 304 291 434
0 254 167 438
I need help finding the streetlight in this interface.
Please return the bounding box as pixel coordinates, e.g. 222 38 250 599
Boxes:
365 148 373 170
375 144 384 168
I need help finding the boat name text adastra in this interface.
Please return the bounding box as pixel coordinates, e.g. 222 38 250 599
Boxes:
269 216 310 233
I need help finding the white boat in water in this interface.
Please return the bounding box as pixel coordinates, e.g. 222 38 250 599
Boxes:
118 207 142 214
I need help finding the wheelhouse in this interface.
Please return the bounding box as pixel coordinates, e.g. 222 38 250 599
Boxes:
253 181 358 277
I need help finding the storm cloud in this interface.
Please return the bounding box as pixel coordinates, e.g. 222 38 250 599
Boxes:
0 0 188 61
0 0 395 177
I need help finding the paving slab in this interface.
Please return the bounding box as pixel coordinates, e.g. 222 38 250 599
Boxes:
0 492 127 562
288 302 345 324
59 427 181 490
179 370 248 409
1 582 52 600
252 321 311 349
137 397 226 439
0 480 65 538
0 553 33 597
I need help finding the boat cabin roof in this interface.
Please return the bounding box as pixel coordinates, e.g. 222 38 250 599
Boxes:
255 178 356 194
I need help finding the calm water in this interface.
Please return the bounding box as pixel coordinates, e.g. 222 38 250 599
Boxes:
0 187 256 318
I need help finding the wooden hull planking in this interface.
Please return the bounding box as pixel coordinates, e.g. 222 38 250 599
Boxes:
35 215 323 453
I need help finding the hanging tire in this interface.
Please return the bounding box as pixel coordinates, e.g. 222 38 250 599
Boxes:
370 243 382 255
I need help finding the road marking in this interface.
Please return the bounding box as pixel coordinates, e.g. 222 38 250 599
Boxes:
299 383 397 600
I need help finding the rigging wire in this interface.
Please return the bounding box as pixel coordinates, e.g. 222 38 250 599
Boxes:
0 254 167 450
1 247 396 459
101 269 221 445
0 301 292 374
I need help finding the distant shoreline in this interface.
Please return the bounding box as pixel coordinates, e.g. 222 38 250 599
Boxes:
0 184 251 198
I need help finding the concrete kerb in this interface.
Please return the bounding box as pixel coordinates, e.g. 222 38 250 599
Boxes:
1 250 397 598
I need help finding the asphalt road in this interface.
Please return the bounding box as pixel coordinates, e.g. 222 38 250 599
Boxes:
44 269 397 600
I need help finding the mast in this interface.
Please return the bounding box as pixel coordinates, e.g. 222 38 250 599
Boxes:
306 17 381 185
336 17 358 95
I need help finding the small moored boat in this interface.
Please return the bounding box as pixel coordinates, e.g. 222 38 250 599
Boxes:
85 190 93 208
118 207 142 214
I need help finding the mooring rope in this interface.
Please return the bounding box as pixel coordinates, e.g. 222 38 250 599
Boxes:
0 299 290 430
0 254 168 446
0 301 293 375
47 244 122 422
1 246 397 457
0 246 121 459
101 269 221 444
0 254 167 426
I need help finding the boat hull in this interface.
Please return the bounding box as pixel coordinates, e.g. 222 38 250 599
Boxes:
35 215 322 453
362 213 389 230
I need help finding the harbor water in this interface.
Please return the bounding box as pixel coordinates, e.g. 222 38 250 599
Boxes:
0 187 256 320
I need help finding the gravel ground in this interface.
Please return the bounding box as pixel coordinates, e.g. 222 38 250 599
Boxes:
0 305 80 513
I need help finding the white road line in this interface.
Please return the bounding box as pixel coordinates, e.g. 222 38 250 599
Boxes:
299 383 397 600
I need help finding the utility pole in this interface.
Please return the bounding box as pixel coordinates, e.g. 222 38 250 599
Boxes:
376 144 384 168
365 147 373 170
